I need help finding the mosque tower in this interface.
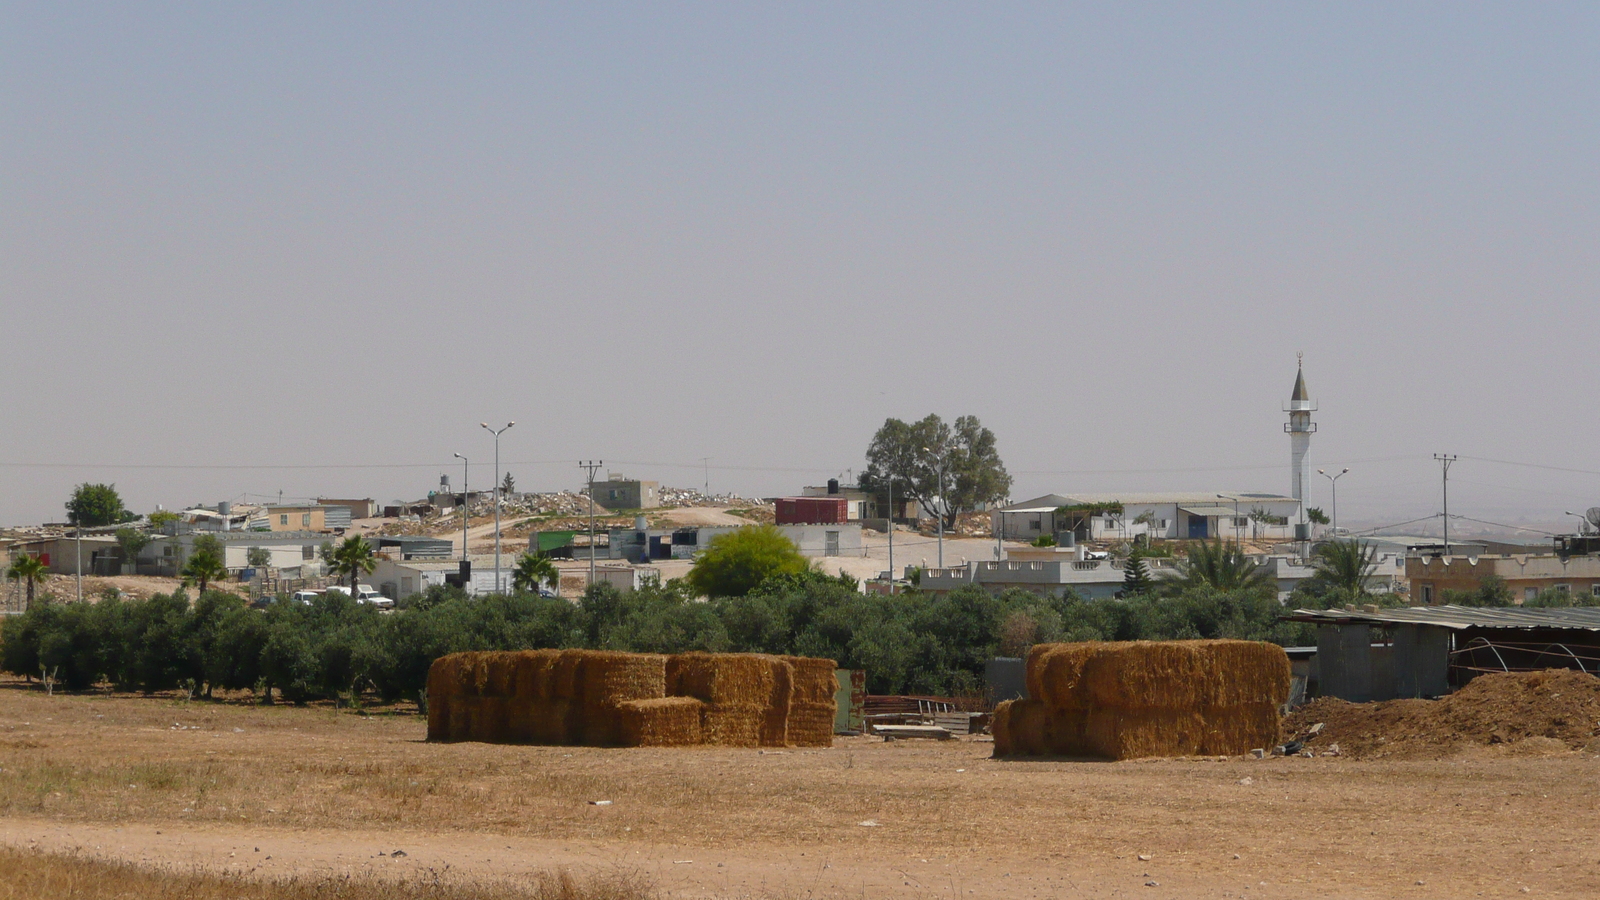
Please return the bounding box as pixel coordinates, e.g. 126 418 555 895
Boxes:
1285 354 1316 508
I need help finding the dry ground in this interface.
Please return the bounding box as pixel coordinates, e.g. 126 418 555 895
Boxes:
1 680 1598 898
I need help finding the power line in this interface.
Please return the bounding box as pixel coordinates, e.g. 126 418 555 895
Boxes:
1446 514 1559 537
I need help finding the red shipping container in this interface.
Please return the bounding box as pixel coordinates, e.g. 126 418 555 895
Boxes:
775 497 848 525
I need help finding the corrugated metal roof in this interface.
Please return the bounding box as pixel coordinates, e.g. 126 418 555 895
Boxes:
1285 605 1600 631
1179 505 1245 517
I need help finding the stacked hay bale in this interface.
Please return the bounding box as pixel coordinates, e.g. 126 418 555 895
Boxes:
781 655 840 748
994 640 1289 760
427 650 836 749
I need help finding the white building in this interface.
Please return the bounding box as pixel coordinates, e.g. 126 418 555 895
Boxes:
992 492 1301 543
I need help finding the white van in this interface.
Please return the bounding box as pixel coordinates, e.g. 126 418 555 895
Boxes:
326 584 394 609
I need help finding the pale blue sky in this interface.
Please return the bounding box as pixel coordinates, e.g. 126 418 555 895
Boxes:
4 3 1598 530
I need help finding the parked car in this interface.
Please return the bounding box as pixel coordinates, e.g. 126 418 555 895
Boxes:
325 584 394 609
290 590 321 604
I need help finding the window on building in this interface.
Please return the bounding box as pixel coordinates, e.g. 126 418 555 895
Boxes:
1029 517 1041 531
302 545 315 560
1420 584 1432 604
301 513 311 527
1233 517 1248 528
1592 584 1600 598
280 514 289 526
1555 583 1571 594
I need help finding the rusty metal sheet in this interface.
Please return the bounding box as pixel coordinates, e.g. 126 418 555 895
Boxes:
834 668 866 734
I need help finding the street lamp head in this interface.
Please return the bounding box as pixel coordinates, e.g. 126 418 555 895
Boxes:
479 422 489 429
1341 467 1349 474
453 453 465 460
506 422 515 429
1317 469 1326 475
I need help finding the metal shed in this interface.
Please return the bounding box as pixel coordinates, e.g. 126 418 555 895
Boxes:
1284 605 1600 702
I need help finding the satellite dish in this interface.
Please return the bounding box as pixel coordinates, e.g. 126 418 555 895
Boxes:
1587 507 1600 529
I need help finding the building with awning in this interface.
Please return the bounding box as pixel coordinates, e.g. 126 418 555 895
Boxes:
1282 605 1600 703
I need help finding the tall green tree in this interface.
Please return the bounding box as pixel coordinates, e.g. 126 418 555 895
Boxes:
245 547 272 570
6 555 49 608
327 536 377 593
180 535 228 594
1163 541 1274 595
1122 551 1154 596
1309 538 1378 599
500 471 516 496
114 528 151 573
685 525 810 598
511 551 558 595
147 509 180 530
65 483 135 527
861 414 1012 528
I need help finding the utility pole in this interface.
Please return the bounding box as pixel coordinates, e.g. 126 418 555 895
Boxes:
482 422 514 593
579 460 603 588
701 457 711 498
1434 454 1457 556
75 522 83 603
453 453 469 562
922 447 945 569
886 476 894 594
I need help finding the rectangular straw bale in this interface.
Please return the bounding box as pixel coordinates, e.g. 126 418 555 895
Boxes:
785 702 836 747
580 652 668 706
1196 702 1281 756
617 697 705 747
551 651 587 701
667 653 778 706
513 650 562 700
1196 643 1291 708
1083 708 1208 760
1080 642 1212 710
700 703 767 747
524 698 572 745
1032 643 1101 710
759 659 794 747
426 656 460 741
469 696 513 744
993 699 1092 757
445 695 475 742
779 656 839 705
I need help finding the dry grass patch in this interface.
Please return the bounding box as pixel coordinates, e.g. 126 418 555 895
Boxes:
0 847 655 900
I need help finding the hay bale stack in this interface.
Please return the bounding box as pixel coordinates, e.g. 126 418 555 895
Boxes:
998 641 1289 760
667 653 797 748
780 655 838 747
426 650 837 749
618 697 705 747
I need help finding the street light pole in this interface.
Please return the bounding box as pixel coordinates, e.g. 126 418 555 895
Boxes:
481 422 514 593
1218 494 1240 545
453 453 469 562
75 523 83 603
886 476 894 593
1564 511 1591 535
1317 468 1349 534
1434 454 1457 556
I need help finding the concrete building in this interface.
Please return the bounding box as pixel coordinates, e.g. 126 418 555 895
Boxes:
248 505 347 533
992 492 1301 543
370 554 509 599
589 475 659 510
605 523 865 563
7 534 120 575
1406 552 1600 605
138 531 333 578
316 497 378 519
917 550 1182 600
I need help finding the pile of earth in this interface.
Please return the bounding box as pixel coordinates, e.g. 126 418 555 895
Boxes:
1283 669 1600 760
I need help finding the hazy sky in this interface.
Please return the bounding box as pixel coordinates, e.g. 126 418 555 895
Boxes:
5 3 1599 531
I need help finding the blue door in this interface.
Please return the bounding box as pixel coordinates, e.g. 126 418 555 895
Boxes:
1187 516 1209 539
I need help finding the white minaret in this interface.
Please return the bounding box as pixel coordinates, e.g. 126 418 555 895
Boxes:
1285 353 1316 508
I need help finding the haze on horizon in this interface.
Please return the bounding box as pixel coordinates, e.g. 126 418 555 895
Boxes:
4 4 1599 533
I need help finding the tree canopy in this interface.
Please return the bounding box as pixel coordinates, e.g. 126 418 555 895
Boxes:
684 525 810 598
1161 541 1274 595
180 535 227 595
328 536 377 591
860 414 1012 527
65 483 135 527
512 552 559 595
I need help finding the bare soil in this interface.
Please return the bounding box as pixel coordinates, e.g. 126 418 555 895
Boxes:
1285 669 1600 760
3 679 1599 897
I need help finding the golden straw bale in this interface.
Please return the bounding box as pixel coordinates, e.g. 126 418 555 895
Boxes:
1027 640 1291 712
667 653 779 706
483 654 518 697
524 699 572 745
700 704 767 748
1196 702 1281 756
551 651 587 701
993 699 1093 757
469 696 513 744
446 696 475 742
1023 644 1064 704
512 650 562 700
425 656 460 741
1084 708 1207 759
1033 644 1101 710
617 697 705 747
1079 642 1212 709
779 656 839 705
785 702 836 748
1196 643 1291 708
580 652 668 707
759 660 794 747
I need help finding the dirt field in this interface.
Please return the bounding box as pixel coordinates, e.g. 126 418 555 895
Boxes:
2 680 1598 898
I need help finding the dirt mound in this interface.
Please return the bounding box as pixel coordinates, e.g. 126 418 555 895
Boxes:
1284 669 1600 760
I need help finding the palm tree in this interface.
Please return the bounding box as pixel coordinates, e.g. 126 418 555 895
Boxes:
328 535 377 594
1162 540 1274 594
511 551 559 596
180 536 228 594
6 555 49 609
1310 538 1377 599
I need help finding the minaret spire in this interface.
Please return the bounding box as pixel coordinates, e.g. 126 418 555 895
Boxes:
1285 353 1317 508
